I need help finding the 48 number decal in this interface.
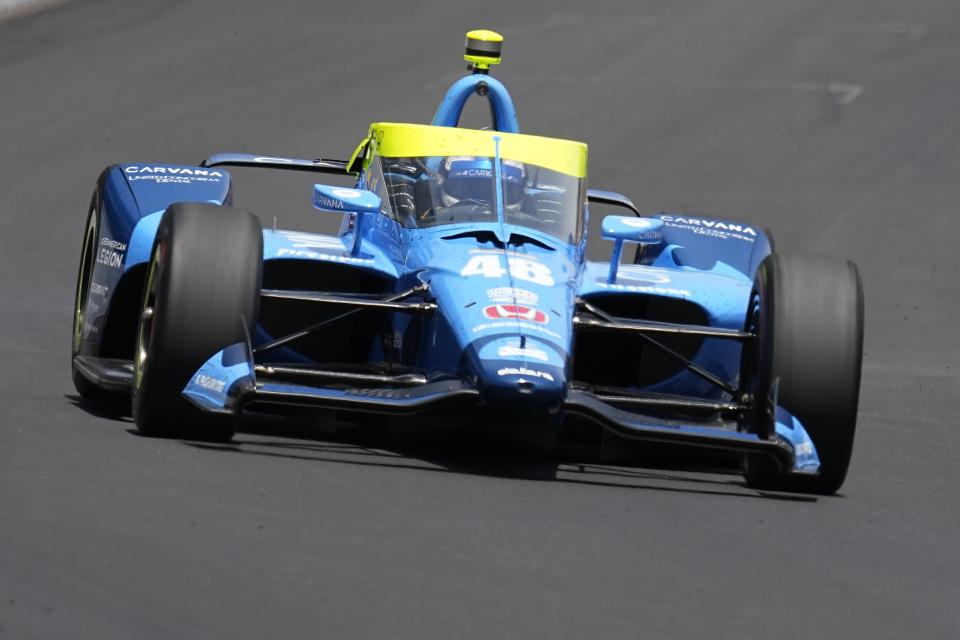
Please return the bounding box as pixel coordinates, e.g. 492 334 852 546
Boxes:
460 255 555 286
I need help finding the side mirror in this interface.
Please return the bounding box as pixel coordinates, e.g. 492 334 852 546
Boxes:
601 215 664 283
313 185 381 214
313 185 381 256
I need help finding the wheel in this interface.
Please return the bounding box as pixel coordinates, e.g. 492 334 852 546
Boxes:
132 202 262 441
742 253 864 494
71 193 119 401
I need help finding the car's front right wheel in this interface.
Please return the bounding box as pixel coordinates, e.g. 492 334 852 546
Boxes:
132 202 262 442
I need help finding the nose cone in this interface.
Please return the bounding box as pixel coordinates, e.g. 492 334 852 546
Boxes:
466 335 568 408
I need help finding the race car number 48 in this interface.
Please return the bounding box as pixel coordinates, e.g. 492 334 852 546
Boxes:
460 255 554 286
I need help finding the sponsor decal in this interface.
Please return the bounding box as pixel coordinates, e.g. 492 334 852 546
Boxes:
276 231 344 250
478 338 562 366
331 188 362 199
483 304 548 324
471 321 562 340
496 367 555 382
796 441 814 456
498 344 549 362
123 166 225 184
380 331 403 354
314 194 345 210
194 374 226 393
129 176 209 184
96 247 123 269
458 168 493 178
659 215 757 241
124 166 224 177
596 281 691 297
95 237 127 269
276 247 373 264
614 269 671 285
99 238 127 252
90 282 108 297
486 287 538 305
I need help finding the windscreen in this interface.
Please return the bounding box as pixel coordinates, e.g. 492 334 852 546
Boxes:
370 155 585 244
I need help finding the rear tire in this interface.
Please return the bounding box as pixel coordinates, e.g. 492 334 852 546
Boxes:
742 253 864 494
71 193 119 402
132 202 262 441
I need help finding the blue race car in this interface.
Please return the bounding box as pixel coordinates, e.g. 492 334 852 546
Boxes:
71 30 864 494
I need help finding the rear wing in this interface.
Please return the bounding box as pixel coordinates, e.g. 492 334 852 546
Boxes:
200 153 349 175
587 189 641 216
202 154 646 222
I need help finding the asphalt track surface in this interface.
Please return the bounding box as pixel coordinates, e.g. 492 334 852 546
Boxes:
1 1 958 638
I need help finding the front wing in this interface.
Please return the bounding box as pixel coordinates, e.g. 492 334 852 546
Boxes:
182 342 821 477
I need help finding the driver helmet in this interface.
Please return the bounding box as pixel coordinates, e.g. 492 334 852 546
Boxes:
439 156 526 207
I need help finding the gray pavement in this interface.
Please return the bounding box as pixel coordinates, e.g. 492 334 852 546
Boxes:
1 1 957 638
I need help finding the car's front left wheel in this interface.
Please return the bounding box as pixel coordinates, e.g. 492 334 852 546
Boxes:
741 253 864 494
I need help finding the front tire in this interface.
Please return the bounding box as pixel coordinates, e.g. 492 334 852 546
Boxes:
743 253 864 494
132 202 262 441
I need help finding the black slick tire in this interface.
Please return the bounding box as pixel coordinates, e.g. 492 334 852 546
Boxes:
132 202 262 441
743 253 864 494
71 193 118 402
